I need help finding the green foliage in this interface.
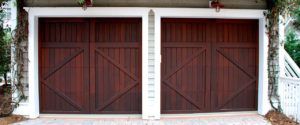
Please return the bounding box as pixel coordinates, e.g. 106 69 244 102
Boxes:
0 0 11 85
285 3 300 67
77 0 85 5
292 8 300 31
285 30 300 67
0 28 11 84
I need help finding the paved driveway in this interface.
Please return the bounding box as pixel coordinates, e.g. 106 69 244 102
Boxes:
13 113 270 125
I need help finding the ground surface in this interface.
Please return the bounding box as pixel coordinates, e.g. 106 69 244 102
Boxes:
13 113 270 125
0 115 27 125
265 110 299 125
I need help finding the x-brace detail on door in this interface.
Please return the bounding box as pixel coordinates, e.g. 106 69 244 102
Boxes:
40 48 84 111
216 48 257 109
162 48 206 110
94 48 141 111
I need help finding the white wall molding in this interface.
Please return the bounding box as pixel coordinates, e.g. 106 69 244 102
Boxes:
153 9 161 119
258 18 271 115
153 8 265 19
24 7 150 17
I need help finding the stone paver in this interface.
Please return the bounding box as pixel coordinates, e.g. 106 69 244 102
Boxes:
13 114 270 125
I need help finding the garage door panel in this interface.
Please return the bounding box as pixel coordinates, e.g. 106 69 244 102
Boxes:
218 83 257 111
161 19 211 113
212 51 257 111
43 51 85 97
94 19 142 43
161 49 209 112
39 47 89 113
39 18 90 113
40 48 84 79
92 44 141 114
93 52 139 112
95 48 140 78
162 23 206 43
98 87 141 113
42 87 82 113
162 47 207 79
162 18 258 113
214 52 256 110
216 22 258 43
90 18 142 114
216 48 257 79
217 48 258 76
211 20 258 112
41 21 90 43
39 18 142 114
166 52 207 97
161 84 202 113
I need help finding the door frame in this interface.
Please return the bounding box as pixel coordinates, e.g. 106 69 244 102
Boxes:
23 7 270 119
24 7 149 118
153 8 270 118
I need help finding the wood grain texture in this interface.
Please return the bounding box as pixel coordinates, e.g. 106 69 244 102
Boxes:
91 18 142 113
39 18 142 114
161 18 258 113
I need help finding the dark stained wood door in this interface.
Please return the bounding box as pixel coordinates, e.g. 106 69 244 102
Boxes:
211 19 258 111
90 18 142 113
39 18 142 114
161 19 211 113
161 18 258 113
39 18 90 113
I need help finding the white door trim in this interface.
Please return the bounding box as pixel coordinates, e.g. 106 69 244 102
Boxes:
152 8 270 118
23 7 270 119
24 7 150 118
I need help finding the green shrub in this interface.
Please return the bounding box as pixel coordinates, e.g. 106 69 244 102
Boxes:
284 30 300 67
0 1 11 86
292 8 300 30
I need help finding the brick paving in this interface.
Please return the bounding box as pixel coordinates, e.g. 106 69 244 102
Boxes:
13 114 270 125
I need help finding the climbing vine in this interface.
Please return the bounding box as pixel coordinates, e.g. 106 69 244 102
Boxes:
11 0 28 104
2 0 28 116
265 0 300 112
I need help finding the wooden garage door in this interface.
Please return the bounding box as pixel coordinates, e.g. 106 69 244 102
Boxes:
39 18 142 114
90 19 142 113
161 18 258 113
